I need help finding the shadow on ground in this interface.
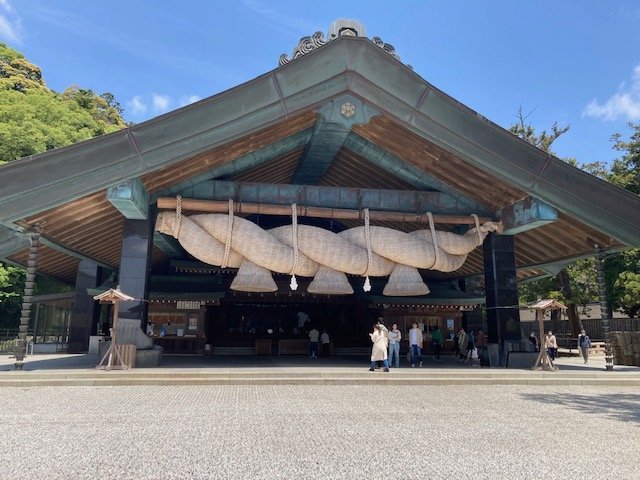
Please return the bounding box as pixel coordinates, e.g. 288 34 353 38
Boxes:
521 392 640 424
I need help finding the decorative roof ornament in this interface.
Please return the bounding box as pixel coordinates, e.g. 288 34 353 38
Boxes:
279 19 408 67
371 36 399 60
278 31 326 66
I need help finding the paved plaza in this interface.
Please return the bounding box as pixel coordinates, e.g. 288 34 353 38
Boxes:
1 378 639 479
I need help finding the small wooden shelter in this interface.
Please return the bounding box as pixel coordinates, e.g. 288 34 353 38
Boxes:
94 287 135 370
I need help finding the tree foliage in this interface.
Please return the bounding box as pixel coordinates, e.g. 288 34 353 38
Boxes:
609 123 640 195
605 247 640 318
509 106 570 154
0 264 25 328
0 43 126 165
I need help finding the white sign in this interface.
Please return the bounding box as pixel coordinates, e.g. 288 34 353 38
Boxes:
176 300 201 310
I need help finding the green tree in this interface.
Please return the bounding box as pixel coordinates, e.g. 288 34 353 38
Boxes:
604 240 640 318
0 43 126 164
0 264 25 328
609 123 640 194
509 106 570 152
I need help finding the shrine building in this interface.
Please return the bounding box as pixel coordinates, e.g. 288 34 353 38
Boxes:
1 20 639 363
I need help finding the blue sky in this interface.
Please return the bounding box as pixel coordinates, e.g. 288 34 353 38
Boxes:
1 0 639 166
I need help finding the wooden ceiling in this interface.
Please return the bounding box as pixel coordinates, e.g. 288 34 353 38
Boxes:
8 111 618 285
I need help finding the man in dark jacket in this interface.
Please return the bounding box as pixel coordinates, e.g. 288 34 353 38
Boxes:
578 329 592 364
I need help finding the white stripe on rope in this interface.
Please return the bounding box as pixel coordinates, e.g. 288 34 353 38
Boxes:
471 214 482 245
174 195 182 238
363 208 373 291
427 211 439 268
289 203 299 290
221 199 234 268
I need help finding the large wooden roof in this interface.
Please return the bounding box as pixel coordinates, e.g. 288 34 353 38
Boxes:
1 34 639 284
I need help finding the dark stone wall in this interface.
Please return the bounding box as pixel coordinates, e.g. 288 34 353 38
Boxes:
483 233 521 344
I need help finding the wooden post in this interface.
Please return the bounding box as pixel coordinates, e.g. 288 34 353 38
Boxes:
94 288 134 370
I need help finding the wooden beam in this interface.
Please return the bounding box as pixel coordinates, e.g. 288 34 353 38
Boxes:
156 197 492 225
169 180 491 218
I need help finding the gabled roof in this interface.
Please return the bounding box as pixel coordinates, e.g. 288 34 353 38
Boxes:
1 34 638 283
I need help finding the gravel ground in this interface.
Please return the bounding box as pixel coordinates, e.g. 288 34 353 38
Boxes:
1 384 638 480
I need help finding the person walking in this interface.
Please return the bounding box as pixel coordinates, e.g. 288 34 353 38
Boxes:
369 322 389 372
409 322 423 367
387 323 401 368
431 326 443 362
578 329 592 364
545 330 558 366
308 327 320 358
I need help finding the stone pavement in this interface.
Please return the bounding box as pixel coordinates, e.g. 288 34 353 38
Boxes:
1 353 639 479
1 381 638 479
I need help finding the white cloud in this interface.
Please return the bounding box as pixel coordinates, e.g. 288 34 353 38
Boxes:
179 95 201 107
152 93 171 113
583 65 640 121
127 93 201 119
127 96 147 116
0 0 22 44
241 0 318 37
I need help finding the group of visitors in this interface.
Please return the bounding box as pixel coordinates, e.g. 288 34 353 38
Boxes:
308 327 331 358
451 327 487 365
368 320 489 370
354 318 594 371
538 328 591 366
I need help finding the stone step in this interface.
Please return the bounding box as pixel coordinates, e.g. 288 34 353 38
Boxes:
210 346 255 355
1 372 639 387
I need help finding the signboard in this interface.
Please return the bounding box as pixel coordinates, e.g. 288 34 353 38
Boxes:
176 300 202 310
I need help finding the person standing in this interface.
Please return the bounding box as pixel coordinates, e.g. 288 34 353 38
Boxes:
528 331 539 351
369 323 389 372
466 329 476 363
545 330 558 366
431 326 443 362
457 328 469 362
320 329 331 357
387 323 401 368
409 322 423 367
308 327 320 358
578 329 591 364
475 329 487 366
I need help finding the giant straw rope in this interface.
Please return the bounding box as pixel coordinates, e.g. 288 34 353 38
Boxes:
156 206 501 296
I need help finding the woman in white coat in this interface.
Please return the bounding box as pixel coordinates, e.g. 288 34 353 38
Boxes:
369 322 389 372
